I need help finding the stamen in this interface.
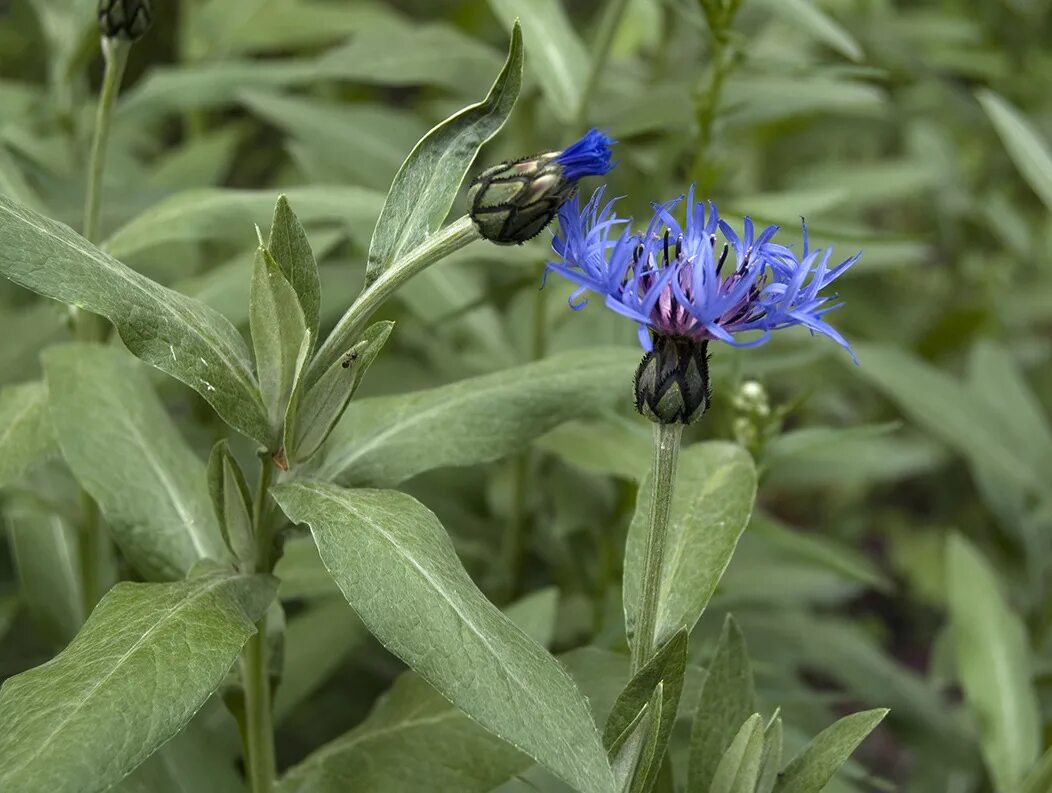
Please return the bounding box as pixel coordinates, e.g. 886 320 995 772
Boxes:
675 235 683 259
662 229 670 267
716 245 729 276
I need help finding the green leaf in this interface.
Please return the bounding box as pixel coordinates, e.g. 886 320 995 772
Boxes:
267 195 322 346
710 714 766 793
773 708 888 793
977 89 1052 213
312 347 639 486
610 684 663 793
1021 745 1052 793
271 482 617 793
603 630 688 793
250 245 308 442
44 345 228 580
756 717 783 793
363 21 522 287
4 507 85 643
104 186 383 260
285 321 393 467
207 440 255 566
687 616 756 793
624 442 757 647
756 0 863 62
0 380 54 488
0 195 270 444
505 587 560 648
946 534 1040 793
851 343 1049 498
0 565 277 793
278 672 531 793
487 0 588 122
114 717 245 793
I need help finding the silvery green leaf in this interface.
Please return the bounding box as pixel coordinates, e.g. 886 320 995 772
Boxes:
285 321 393 467
487 0 588 122
773 709 888 793
207 440 255 566
755 0 863 62
250 245 308 443
312 347 639 486
687 616 756 793
363 21 522 287
0 380 54 488
504 587 559 648
271 481 617 793
603 630 688 793
624 443 757 648
709 714 766 793
267 195 322 345
609 684 663 793
756 717 783 793
0 195 271 444
4 507 85 643
114 718 245 793
44 344 229 580
273 535 340 600
277 672 531 793
946 534 1040 793
0 565 277 793
104 186 383 260
978 89 1052 213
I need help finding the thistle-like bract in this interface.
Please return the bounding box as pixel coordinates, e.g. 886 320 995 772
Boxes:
98 0 152 41
468 129 615 245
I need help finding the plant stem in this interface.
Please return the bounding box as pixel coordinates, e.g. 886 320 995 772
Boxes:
631 422 683 673
241 457 277 793
73 37 131 615
82 38 130 247
307 216 481 387
576 0 632 127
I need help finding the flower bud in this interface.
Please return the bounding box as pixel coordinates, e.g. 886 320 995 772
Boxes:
468 128 615 245
98 0 152 41
634 336 711 425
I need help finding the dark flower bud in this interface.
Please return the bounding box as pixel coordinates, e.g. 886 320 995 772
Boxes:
98 0 152 41
468 128 615 245
634 336 711 425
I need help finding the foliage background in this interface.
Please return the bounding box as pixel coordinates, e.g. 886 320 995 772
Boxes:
2 0 1052 791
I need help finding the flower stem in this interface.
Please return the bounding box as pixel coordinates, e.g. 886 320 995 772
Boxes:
82 38 129 248
631 422 683 673
241 458 277 793
73 37 131 616
307 216 480 387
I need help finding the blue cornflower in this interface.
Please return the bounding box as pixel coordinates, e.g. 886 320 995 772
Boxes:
547 186 859 359
553 128 617 181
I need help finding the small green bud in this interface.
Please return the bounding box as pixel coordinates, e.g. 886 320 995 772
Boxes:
98 0 152 41
467 154 575 245
634 336 711 425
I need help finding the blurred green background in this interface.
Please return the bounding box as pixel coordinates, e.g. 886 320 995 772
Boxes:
2 1 1052 791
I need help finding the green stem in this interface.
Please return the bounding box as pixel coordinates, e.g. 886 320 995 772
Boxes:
241 457 277 793
307 216 481 387
631 422 683 673
576 0 632 127
498 265 549 599
82 38 130 247
73 37 131 614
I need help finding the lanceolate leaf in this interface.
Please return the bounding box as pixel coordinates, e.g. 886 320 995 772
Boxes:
688 616 757 793
978 90 1052 213
278 673 530 793
709 714 766 793
44 345 228 580
0 380 54 488
624 443 757 647
312 346 639 486
773 709 888 793
267 195 322 344
0 195 270 444
363 21 523 287
271 482 617 793
946 534 1040 793
0 566 277 793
